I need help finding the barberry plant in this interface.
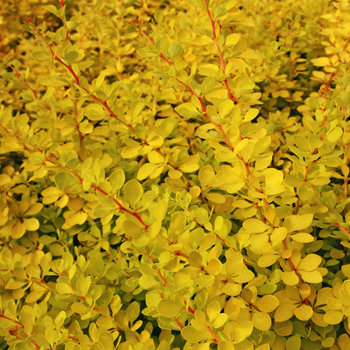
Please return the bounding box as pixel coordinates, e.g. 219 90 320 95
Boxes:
1 0 350 349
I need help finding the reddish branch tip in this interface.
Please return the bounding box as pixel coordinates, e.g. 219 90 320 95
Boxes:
129 19 141 26
23 17 35 25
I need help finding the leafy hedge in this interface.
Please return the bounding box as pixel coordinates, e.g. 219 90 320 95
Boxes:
1 0 350 349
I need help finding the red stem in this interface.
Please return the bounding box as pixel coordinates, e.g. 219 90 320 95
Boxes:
206 325 220 343
0 314 24 328
1 315 41 349
335 222 350 236
282 239 303 285
10 66 50 110
0 125 148 229
175 79 234 151
36 31 135 132
202 0 236 102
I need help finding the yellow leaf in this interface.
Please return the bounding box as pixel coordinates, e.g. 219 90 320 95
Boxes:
258 253 280 267
282 271 299 286
270 227 288 242
243 219 268 233
226 33 240 47
254 295 279 313
252 312 271 331
25 291 46 303
291 233 314 243
181 326 206 343
284 214 313 232
274 303 298 322
23 218 40 231
234 320 253 343
239 49 260 59
218 341 235 350
0 174 12 186
207 301 221 322
297 254 322 271
198 165 215 188
294 304 313 321
57 194 69 208
243 108 259 122
137 163 159 181
343 280 350 297
168 169 183 179
265 170 283 188
75 211 88 225
189 186 201 199
42 186 63 204
327 298 342 310
11 221 26 239
311 57 330 66
299 270 323 284
324 310 343 325
299 284 311 300
24 203 43 216
205 192 226 204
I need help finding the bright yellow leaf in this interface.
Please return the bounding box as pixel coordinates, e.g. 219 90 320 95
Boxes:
243 219 268 233
254 295 279 313
294 304 313 321
252 312 271 331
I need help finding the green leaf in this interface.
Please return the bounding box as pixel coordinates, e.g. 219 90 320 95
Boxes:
85 104 105 121
186 0 206 9
307 97 319 109
154 11 164 23
139 275 159 289
286 335 301 350
168 43 183 60
213 7 227 20
55 310 66 329
124 179 143 208
137 47 158 58
109 169 125 191
31 51 50 61
65 51 79 64
157 299 181 317
181 326 206 342
126 301 140 323
54 172 80 189
43 5 58 14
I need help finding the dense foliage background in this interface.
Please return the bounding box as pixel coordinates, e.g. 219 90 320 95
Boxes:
1 0 350 349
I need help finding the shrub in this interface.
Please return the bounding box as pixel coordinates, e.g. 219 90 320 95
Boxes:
1 0 350 349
